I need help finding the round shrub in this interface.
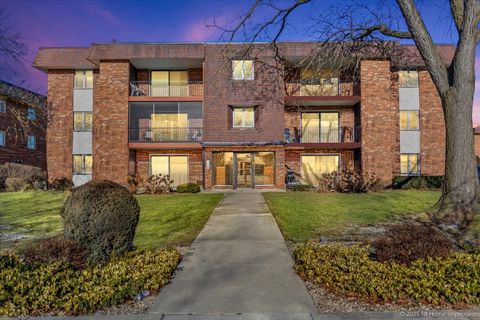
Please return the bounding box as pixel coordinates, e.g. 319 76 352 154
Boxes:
61 180 140 263
176 182 201 193
373 223 452 265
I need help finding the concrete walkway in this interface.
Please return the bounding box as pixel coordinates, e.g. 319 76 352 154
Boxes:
151 191 316 315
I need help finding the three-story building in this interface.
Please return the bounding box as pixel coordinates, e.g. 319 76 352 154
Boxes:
33 42 452 188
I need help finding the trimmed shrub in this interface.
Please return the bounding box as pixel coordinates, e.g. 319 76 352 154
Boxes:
292 184 314 192
373 224 452 265
49 177 73 192
294 243 480 306
0 163 46 190
393 176 444 190
5 177 28 192
61 180 140 263
176 183 201 193
0 249 181 316
23 237 86 269
317 170 384 193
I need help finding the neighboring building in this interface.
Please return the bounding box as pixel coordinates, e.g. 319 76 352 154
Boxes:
0 80 46 169
33 42 452 188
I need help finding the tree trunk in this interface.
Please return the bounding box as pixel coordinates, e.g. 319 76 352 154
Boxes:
433 85 479 232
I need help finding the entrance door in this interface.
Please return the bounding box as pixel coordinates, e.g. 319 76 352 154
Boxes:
235 153 253 188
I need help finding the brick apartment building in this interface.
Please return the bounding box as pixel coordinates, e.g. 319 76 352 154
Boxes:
33 42 452 188
0 80 46 169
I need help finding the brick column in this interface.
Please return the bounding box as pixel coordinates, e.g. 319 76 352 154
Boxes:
46 70 74 182
419 71 445 176
360 60 396 183
93 61 130 184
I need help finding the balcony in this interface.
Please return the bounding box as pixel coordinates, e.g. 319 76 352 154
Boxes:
129 81 203 97
284 79 360 106
129 127 203 143
284 126 361 146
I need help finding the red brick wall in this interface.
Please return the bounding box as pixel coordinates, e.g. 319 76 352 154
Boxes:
419 70 445 176
360 60 396 182
93 61 130 184
46 70 74 181
0 97 46 169
135 149 203 185
203 44 284 142
204 145 285 189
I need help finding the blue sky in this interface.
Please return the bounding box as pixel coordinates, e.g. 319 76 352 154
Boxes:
2 0 479 123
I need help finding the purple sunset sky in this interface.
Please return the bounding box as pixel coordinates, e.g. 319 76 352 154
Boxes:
2 0 480 124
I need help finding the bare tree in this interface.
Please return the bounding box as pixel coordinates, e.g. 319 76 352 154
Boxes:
215 0 480 237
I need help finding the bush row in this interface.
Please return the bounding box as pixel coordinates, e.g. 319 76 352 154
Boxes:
0 249 181 316
293 243 480 306
0 163 46 191
392 176 444 190
128 174 201 194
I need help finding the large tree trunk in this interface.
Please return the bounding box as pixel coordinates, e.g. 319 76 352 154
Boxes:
434 88 479 231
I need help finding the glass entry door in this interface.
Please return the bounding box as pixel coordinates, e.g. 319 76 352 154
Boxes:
235 153 252 188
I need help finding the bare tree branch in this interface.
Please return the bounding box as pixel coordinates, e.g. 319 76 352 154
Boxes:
397 0 450 95
355 24 411 39
450 0 465 32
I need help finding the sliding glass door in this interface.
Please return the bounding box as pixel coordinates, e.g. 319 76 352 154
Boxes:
301 154 339 186
301 112 339 143
151 71 188 96
151 155 188 186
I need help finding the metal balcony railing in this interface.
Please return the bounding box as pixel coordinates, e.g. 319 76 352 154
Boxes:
129 81 203 97
285 79 357 96
129 127 203 142
284 126 361 143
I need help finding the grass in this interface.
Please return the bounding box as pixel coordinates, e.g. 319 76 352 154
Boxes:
263 190 440 241
134 193 223 248
0 191 223 249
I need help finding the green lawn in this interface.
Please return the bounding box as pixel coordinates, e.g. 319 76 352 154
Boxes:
0 191 223 249
263 190 440 241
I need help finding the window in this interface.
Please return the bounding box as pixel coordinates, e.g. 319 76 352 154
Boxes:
0 130 5 146
301 155 339 186
73 155 93 174
27 108 36 121
0 99 5 113
233 107 254 128
399 111 419 130
150 155 188 186
301 112 339 143
399 70 418 87
74 70 93 89
27 135 36 150
400 154 420 175
232 60 254 80
151 71 188 96
74 112 93 131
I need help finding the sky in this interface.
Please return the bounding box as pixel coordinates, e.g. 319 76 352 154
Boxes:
2 0 480 124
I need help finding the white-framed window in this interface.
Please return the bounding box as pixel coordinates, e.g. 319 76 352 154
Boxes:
232 60 254 80
27 135 36 150
399 70 418 88
400 154 420 175
400 111 419 130
233 106 255 128
74 111 93 131
73 154 93 174
0 98 6 113
0 130 5 146
27 107 36 121
74 70 93 89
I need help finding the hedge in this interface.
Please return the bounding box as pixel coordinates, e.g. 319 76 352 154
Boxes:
293 243 480 306
392 176 444 189
0 249 181 316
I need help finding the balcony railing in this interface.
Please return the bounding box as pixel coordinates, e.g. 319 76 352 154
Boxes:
130 81 203 97
285 79 356 96
129 127 203 143
284 126 361 144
